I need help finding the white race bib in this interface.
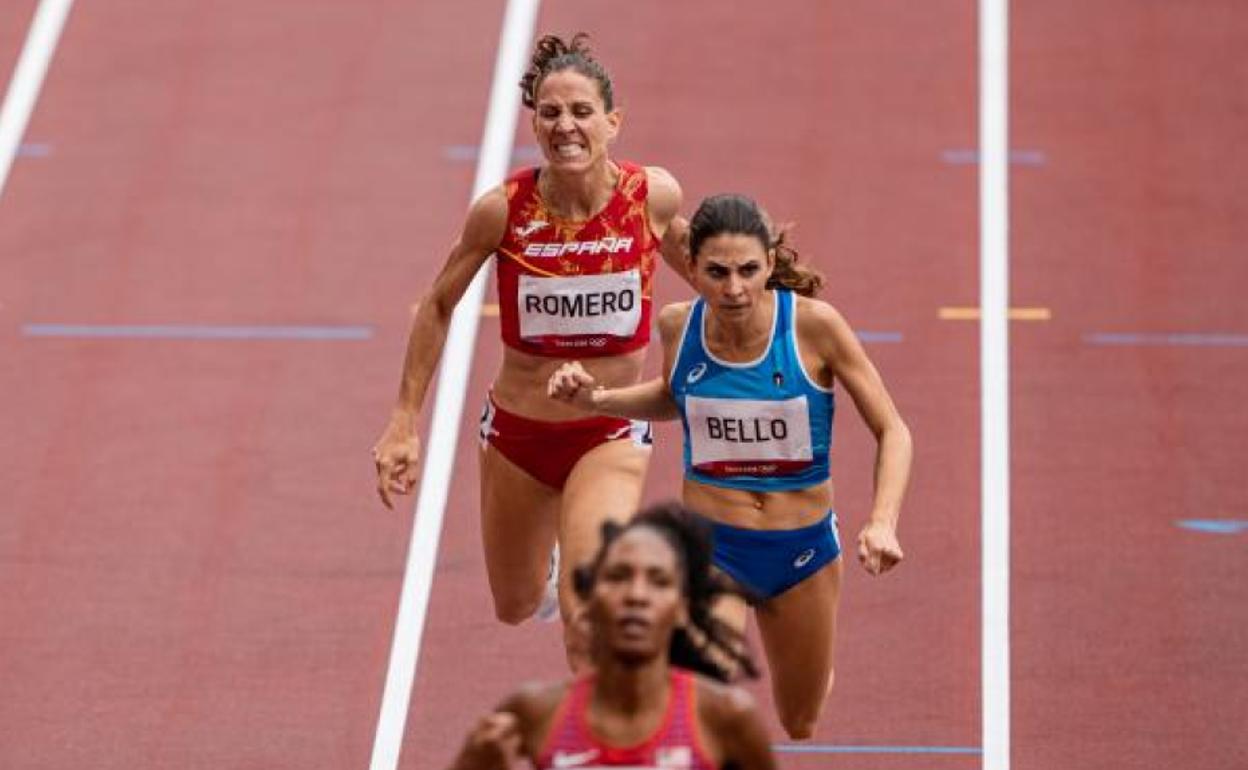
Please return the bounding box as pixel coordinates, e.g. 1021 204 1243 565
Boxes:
687 395 812 476
518 270 641 339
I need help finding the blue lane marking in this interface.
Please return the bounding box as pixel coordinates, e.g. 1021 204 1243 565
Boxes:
859 331 904 343
444 144 542 163
774 743 981 755
18 142 53 158
22 324 373 340
941 148 1046 166
1176 519 1248 535
1085 332 1248 348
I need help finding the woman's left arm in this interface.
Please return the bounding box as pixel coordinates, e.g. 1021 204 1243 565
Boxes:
645 166 694 288
804 299 913 575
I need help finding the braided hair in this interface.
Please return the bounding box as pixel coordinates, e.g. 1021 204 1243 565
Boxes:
573 502 759 682
519 33 615 111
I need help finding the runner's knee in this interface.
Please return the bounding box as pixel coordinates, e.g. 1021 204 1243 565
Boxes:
778 702 821 740
777 669 833 740
492 594 540 625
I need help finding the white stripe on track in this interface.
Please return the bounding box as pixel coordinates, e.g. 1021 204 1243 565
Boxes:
979 1 1011 769
0 0 75 200
366 2 542 769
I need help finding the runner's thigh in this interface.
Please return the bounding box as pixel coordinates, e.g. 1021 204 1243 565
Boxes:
558 438 650 577
479 443 561 617
756 558 842 714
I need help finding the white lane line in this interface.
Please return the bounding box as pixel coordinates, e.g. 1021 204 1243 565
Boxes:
0 0 75 201
979 1 1011 769
367 2 541 769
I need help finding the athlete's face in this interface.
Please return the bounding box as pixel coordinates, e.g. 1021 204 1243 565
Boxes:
589 527 688 666
532 70 620 173
691 234 775 320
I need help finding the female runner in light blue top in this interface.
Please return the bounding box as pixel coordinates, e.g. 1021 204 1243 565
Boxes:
547 193 912 739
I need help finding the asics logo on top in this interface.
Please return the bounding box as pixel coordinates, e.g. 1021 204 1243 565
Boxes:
793 548 816 568
551 748 600 768
515 220 548 238
524 236 634 258
686 362 707 384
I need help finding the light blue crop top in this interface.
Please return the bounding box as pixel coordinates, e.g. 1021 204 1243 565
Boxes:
669 290 834 492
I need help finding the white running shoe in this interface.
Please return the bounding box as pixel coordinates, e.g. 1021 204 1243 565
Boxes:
534 544 561 623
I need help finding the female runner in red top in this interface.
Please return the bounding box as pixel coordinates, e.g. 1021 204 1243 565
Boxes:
448 502 776 770
372 34 684 667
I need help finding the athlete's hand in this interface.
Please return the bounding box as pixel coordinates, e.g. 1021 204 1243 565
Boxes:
372 419 421 509
451 711 522 770
857 521 903 575
546 361 599 412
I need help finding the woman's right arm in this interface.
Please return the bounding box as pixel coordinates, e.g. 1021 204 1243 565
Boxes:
446 682 562 770
699 684 778 770
373 187 507 508
545 302 691 421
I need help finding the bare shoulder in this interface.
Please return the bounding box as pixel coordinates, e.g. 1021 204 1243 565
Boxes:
793 293 844 329
497 680 570 753
460 184 509 252
657 301 694 343
694 676 760 728
501 679 566 719
793 294 856 355
694 676 776 770
645 165 682 198
644 165 683 225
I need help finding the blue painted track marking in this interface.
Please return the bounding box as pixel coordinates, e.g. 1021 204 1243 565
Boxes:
22 324 373 340
1085 332 1248 348
773 743 981 755
18 142 52 157
858 331 904 343
1176 519 1248 535
444 144 541 163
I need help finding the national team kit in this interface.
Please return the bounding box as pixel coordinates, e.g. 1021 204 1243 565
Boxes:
480 161 655 488
537 670 716 770
482 162 841 767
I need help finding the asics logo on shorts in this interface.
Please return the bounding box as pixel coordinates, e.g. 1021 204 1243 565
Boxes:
793 548 816 568
686 362 707 384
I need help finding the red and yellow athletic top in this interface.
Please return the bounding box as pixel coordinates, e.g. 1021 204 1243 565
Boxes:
495 161 658 358
535 669 716 770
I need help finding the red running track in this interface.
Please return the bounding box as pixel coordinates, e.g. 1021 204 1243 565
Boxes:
1011 2 1248 768
4 1 1241 769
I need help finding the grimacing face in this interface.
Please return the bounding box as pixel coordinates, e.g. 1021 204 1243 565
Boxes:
588 527 688 665
531 69 620 174
690 233 776 319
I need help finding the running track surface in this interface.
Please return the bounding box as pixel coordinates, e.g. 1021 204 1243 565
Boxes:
0 2 1243 769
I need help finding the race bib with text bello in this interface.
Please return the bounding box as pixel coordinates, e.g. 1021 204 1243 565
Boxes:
518 269 642 339
686 395 813 476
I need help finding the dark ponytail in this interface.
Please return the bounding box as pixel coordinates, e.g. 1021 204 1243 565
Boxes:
519 33 615 111
688 193 824 297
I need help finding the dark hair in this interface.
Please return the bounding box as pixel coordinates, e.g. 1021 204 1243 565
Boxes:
688 193 824 297
519 33 615 112
574 502 759 683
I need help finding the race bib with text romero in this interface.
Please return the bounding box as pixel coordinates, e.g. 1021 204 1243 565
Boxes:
518 269 642 339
